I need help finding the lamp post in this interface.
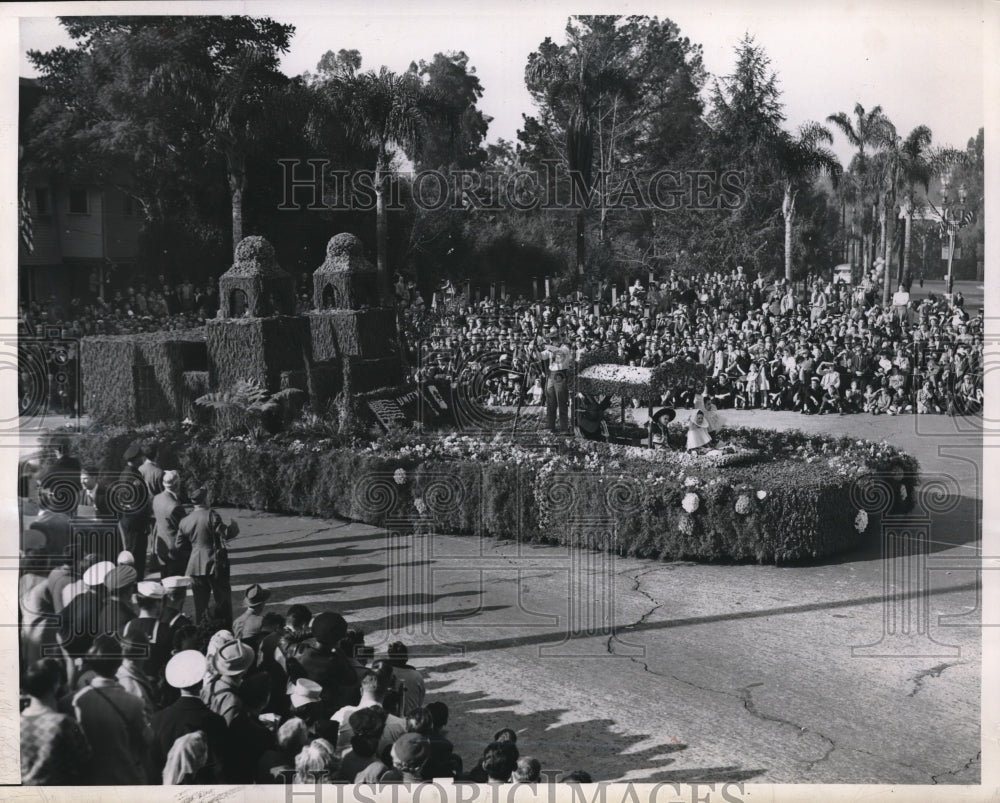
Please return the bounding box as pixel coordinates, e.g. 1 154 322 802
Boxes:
940 176 967 297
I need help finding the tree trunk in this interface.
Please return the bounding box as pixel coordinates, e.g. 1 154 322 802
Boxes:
576 209 586 277
230 183 244 258
228 153 246 258
782 186 794 282
375 156 390 305
902 210 913 279
880 205 891 305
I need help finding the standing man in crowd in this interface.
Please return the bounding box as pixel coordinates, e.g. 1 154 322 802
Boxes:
153 470 187 578
177 487 235 626
119 444 153 580
539 331 573 435
139 443 164 497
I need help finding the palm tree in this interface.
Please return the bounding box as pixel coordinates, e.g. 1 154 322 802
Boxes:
205 46 295 255
773 122 841 282
332 67 432 303
885 126 934 286
526 18 631 277
826 103 892 275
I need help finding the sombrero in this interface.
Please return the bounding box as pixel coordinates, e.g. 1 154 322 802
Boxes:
651 407 677 425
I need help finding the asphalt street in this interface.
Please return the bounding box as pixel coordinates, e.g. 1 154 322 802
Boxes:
212 407 982 784
17 404 983 784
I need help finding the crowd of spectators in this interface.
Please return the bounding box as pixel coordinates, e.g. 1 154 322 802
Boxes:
401 268 984 418
21 274 222 339
18 265 983 421
19 439 584 786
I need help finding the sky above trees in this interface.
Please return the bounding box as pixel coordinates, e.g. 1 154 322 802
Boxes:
18 0 987 166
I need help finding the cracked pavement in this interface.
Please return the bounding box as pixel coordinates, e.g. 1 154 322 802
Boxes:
20 411 981 784
214 494 979 784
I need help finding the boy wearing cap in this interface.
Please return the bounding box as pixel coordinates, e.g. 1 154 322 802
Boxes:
153 471 188 577
233 584 271 643
151 650 226 782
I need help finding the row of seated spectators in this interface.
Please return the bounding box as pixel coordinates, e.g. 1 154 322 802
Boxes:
401 269 983 416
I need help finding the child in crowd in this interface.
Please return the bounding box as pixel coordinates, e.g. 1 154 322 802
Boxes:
843 379 863 413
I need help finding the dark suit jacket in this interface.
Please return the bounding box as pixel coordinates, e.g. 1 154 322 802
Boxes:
118 466 152 532
60 589 102 656
80 481 114 516
139 460 164 497
96 595 136 638
150 694 227 779
286 641 361 710
37 456 82 499
176 506 223 577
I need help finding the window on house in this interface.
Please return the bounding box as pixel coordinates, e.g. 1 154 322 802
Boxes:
68 187 89 215
34 187 50 216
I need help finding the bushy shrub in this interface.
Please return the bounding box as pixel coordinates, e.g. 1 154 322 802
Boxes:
68 424 918 564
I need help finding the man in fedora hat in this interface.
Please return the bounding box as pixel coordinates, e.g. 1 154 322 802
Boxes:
153 470 188 578
177 486 236 626
151 650 226 782
119 443 153 581
202 639 255 725
233 584 271 644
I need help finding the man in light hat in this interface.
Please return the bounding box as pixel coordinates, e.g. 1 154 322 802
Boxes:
289 677 323 711
123 580 172 683
151 650 227 782
202 639 255 725
153 470 188 577
119 443 153 581
160 575 193 629
96 564 137 638
233 583 271 644
117 550 134 566
59 559 115 656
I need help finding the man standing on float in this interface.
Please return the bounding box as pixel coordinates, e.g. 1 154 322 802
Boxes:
540 330 573 434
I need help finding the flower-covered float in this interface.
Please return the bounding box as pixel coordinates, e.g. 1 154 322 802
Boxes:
70 420 918 564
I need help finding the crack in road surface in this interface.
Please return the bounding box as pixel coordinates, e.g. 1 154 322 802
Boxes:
930 750 980 784
736 682 836 772
908 661 964 698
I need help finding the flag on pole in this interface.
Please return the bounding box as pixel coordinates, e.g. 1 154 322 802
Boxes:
19 184 34 254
